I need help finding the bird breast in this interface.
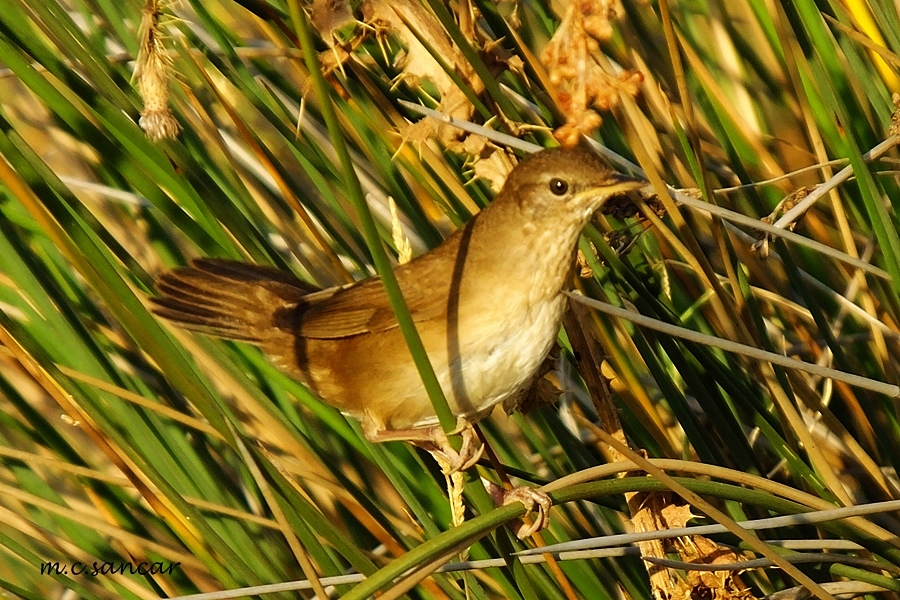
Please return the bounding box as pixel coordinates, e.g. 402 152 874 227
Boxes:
428 230 575 425
449 292 566 415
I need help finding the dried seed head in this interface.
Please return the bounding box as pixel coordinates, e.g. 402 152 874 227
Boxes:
541 0 641 145
890 92 900 136
134 0 181 141
576 247 595 278
388 197 413 264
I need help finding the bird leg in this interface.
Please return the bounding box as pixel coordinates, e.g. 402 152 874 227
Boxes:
487 481 553 539
361 416 485 475
364 416 551 537
423 427 553 538
425 418 485 475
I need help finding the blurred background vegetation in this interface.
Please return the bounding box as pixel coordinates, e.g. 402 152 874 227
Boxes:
1 0 900 598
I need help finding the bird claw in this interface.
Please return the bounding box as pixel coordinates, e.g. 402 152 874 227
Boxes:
432 419 484 475
500 487 552 539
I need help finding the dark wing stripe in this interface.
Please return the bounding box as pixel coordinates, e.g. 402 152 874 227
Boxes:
151 307 261 341
194 258 319 293
155 276 258 316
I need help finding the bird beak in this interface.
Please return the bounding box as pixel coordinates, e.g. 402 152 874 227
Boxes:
572 173 647 208
605 173 647 194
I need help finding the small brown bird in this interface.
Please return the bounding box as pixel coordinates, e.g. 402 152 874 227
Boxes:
152 145 643 533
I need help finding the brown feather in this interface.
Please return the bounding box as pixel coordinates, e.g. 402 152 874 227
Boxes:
150 258 320 372
294 226 466 338
151 146 642 433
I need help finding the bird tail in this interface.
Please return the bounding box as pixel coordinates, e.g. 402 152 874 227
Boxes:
151 258 318 343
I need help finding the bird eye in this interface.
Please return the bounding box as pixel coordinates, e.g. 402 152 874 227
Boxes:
549 178 569 195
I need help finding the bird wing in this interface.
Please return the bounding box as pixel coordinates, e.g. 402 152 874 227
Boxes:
295 247 455 339
153 210 471 343
152 229 461 343
295 224 469 339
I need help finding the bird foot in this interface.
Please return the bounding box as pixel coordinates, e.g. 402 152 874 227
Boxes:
428 418 485 475
487 482 552 539
366 417 485 475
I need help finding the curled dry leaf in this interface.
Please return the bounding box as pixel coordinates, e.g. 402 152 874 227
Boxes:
462 136 517 193
309 0 356 39
676 536 758 600
751 185 815 258
312 0 470 106
362 0 484 149
313 0 373 81
309 0 516 182
632 500 756 600
629 492 687 600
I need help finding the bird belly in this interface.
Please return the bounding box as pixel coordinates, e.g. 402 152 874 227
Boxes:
310 295 566 432
457 295 564 409
399 293 566 429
